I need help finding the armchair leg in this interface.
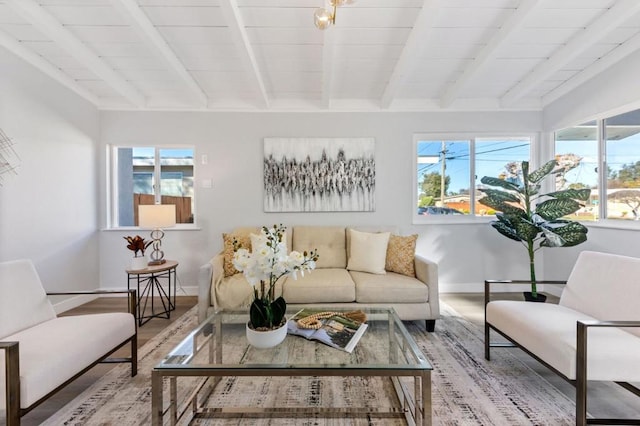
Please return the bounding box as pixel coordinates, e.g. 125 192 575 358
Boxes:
484 322 491 361
131 334 138 377
576 322 588 426
3 342 21 425
425 320 436 332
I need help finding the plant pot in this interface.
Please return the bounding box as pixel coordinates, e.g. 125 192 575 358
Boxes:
246 319 287 348
130 256 147 271
523 292 547 303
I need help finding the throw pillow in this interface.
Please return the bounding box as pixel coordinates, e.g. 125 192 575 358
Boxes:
347 229 390 274
222 233 252 277
385 234 418 277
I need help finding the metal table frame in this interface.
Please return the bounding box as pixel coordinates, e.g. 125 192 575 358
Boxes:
126 260 177 326
151 308 432 425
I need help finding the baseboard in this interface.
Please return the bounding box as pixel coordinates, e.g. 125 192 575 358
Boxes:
52 294 99 314
52 286 199 314
441 282 563 295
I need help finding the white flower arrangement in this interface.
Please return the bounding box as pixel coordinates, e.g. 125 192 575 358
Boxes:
232 224 318 329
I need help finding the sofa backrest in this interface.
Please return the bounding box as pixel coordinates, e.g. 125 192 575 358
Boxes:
560 251 640 336
292 226 346 268
0 259 57 338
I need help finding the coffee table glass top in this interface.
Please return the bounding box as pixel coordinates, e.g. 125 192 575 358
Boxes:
156 307 432 371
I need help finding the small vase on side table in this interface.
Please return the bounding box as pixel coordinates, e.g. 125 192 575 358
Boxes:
130 256 147 271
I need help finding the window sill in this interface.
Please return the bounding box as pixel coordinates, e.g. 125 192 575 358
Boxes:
412 215 494 225
101 225 201 232
585 220 640 231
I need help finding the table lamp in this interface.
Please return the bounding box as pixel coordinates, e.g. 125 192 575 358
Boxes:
138 204 176 265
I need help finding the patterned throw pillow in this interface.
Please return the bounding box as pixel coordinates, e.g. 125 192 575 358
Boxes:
385 234 418 277
222 233 252 277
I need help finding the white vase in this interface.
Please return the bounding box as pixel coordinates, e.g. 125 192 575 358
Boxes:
246 320 287 348
130 256 147 270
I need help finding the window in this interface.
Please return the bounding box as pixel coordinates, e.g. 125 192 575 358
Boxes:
110 146 195 227
554 122 599 221
415 134 531 219
605 110 640 220
554 108 640 222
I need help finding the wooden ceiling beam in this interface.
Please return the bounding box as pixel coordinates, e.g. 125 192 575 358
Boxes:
0 29 99 105
321 29 335 109
110 0 208 108
439 0 541 109
543 30 640 107
6 0 146 108
218 0 269 109
501 0 640 107
380 0 440 110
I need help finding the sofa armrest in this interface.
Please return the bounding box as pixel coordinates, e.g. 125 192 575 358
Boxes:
197 254 224 323
47 289 137 316
415 255 440 318
0 341 19 425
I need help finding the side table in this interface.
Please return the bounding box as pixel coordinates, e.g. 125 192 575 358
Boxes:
126 260 178 326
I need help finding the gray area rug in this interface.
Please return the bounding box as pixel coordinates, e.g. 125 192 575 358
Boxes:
44 304 576 425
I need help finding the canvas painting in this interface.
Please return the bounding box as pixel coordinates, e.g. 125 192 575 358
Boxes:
264 138 375 212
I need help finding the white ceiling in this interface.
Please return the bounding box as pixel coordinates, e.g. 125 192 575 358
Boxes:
1 0 640 112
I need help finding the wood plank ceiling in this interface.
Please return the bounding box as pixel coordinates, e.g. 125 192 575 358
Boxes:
1 0 639 112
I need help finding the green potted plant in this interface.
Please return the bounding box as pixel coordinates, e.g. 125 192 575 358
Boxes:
478 160 591 301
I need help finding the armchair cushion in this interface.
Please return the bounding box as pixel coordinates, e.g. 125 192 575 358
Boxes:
0 260 56 338
0 313 134 409
487 300 640 382
560 251 640 337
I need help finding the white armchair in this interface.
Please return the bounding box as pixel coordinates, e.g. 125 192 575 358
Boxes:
0 259 137 425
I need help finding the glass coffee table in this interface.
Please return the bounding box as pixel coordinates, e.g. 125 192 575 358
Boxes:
151 307 432 425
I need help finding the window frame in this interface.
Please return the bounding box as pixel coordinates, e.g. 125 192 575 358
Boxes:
413 132 538 225
106 144 197 230
553 114 640 229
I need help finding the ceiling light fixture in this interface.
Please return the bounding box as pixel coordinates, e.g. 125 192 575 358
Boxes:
314 0 355 30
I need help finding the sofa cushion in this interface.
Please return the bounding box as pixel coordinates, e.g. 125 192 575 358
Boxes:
347 229 390 275
222 228 260 277
0 259 56 338
560 251 640 337
385 234 417 277
350 271 429 303
282 269 355 303
487 300 640 382
293 226 346 268
0 313 134 409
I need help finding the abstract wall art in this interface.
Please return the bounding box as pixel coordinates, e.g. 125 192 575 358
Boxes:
264 138 375 212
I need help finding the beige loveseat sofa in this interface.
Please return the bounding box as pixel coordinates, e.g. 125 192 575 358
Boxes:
198 226 439 331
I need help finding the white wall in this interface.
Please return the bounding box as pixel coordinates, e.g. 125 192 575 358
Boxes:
99 110 544 292
0 48 101 306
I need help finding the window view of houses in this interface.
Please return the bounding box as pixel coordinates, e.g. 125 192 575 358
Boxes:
416 108 640 221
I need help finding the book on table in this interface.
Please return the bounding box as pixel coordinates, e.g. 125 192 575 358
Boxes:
287 309 368 353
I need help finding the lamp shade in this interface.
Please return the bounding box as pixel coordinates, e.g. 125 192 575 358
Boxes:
138 204 176 228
